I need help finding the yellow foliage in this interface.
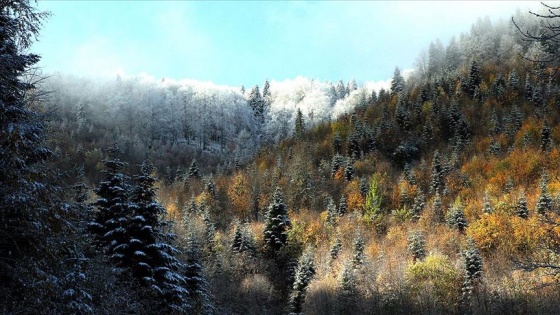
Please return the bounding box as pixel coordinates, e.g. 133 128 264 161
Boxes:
344 181 364 212
406 253 460 303
467 213 514 253
227 173 250 218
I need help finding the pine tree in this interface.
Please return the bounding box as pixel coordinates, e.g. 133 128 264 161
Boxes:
431 150 444 194
407 230 426 263
517 191 529 219
330 234 342 260
390 67 405 95
411 190 425 221
541 123 551 152
536 171 553 215
359 177 369 198
352 233 366 268
344 157 355 181
89 147 132 264
289 249 315 315
294 108 305 139
188 159 201 179
263 188 291 254
467 59 482 97
336 80 346 99
0 0 54 272
508 70 520 89
325 196 338 225
184 234 215 315
339 195 347 217
129 162 189 311
347 132 361 159
248 84 265 122
461 238 483 313
433 192 444 224
331 154 344 178
333 132 342 154
447 201 468 233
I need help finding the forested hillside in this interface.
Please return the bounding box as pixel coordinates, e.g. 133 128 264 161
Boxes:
5 1 560 314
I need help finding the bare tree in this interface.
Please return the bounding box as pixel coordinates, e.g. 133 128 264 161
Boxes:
513 2 560 64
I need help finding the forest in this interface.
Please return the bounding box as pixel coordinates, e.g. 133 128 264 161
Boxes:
5 1 560 314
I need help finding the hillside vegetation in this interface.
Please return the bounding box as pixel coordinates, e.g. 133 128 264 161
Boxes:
4 1 560 314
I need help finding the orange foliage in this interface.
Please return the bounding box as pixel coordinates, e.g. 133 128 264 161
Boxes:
468 213 514 254
344 180 364 212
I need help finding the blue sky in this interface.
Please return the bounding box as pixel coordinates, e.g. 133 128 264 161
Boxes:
33 1 541 88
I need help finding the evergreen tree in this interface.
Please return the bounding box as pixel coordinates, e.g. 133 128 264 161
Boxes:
262 79 271 98
331 154 344 178
336 80 346 99
447 202 468 233
431 150 445 194
359 177 369 198
188 159 201 179
541 123 551 152
433 192 444 223
184 234 215 315
390 67 405 95
508 70 520 89
347 132 361 159
0 2 59 305
461 238 483 313
352 232 366 268
288 248 315 315
344 157 355 181
333 132 342 154
248 84 265 121
89 147 132 263
129 162 189 311
407 230 426 263
339 195 347 217
467 59 482 97
517 191 529 219
330 234 342 260
263 188 291 254
536 171 553 215
294 108 305 139
325 196 338 225
411 190 425 221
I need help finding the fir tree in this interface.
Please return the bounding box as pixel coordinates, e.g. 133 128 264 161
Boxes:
390 67 405 95
461 238 483 313
331 154 344 178
263 187 291 254
336 80 346 99
0 0 56 295
359 177 369 198
89 147 132 263
467 59 482 97
129 162 189 311
407 230 426 263
541 123 551 152
288 249 315 315
431 150 445 194
188 159 201 179
294 108 305 139
352 233 365 268
184 234 215 315
333 132 342 154
447 201 468 233
325 196 338 225
517 191 529 219
330 234 342 260
344 157 355 181
536 171 553 215
339 195 347 217
411 190 425 221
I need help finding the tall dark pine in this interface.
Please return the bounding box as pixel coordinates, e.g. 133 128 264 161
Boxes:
89 147 131 264
129 162 188 311
0 0 52 260
390 67 405 95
